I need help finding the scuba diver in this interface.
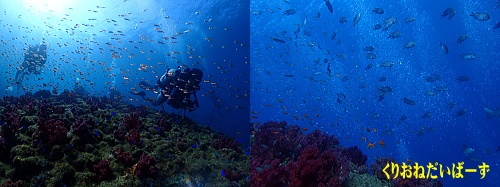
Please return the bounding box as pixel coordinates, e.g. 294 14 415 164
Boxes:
143 65 203 112
14 44 48 85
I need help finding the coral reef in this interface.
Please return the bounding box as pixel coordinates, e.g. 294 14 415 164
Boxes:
251 121 442 187
286 146 349 187
32 90 51 99
211 134 243 154
121 112 142 130
251 121 365 186
134 153 157 178
93 160 112 181
0 92 249 186
124 129 141 146
113 147 135 166
35 118 69 146
341 146 367 166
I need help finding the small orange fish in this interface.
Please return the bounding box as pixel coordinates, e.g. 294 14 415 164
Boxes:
367 142 375 148
378 140 385 147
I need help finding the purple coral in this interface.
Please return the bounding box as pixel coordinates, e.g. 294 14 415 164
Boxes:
93 160 112 181
121 113 142 130
35 118 68 146
113 147 135 166
135 153 157 178
1 105 21 128
157 117 172 131
296 129 340 155
211 135 243 154
112 129 126 141
0 179 23 187
286 146 349 187
22 102 36 116
252 121 301 160
251 121 355 187
124 129 141 146
72 117 94 137
340 146 367 166
4 95 34 105
251 158 287 186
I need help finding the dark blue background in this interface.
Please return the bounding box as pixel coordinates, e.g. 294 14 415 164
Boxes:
251 0 500 186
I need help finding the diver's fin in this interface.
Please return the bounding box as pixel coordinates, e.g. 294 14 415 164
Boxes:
485 108 493 120
193 90 199 108
5 85 14 91
14 69 23 82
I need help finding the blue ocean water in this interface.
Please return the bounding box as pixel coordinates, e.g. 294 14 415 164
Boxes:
0 0 249 143
251 0 499 186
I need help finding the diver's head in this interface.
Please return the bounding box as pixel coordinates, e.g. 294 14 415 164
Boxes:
177 65 190 73
159 69 177 86
190 68 203 84
167 69 176 77
177 65 191 81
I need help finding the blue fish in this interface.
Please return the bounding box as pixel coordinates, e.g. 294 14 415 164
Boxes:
324 0 333 14
221 170 226 177
111 112 116 116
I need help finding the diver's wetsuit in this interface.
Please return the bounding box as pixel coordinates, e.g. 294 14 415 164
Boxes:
152 65 203 111
14 44 48 84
